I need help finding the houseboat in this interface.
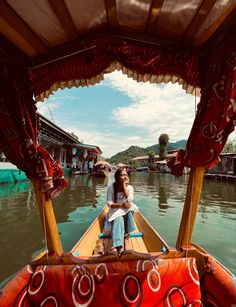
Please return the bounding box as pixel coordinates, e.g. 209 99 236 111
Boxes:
39 114 102 175
0 114 102 183
205 152 236 181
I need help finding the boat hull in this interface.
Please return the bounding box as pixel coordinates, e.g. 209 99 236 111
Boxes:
94 170 109 177
1 236 235 306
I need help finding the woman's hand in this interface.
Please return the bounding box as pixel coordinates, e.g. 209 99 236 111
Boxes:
123 176 129 186
123 201 132 208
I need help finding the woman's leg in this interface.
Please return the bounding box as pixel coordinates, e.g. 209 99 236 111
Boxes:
124 211 136 235
104 218 112 233
112 216 124 248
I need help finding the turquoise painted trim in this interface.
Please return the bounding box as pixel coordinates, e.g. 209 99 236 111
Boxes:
98 232 143 239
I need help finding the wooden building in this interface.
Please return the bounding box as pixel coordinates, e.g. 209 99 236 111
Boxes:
39 114 102 172
205 152 236 181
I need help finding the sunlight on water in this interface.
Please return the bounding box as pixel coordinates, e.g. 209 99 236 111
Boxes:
0 172 235 283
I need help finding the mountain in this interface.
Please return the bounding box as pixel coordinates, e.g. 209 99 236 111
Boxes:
108 146 146 164
145 139 187 153
107 140 187 164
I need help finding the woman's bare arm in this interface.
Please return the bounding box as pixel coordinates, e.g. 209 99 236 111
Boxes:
123 177 130 199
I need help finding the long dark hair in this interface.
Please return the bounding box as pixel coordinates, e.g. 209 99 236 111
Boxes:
113 169 124 202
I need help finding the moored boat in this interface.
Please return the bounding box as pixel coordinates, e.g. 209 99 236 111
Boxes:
0 162 28 184
0 1 236 306
117 163 131 174
136 166 149 172
93 161 111 177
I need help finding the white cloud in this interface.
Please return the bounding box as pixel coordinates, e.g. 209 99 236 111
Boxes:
36 100 61 119
104 71 200 144
60 126 135 158
38 71 201 158
36 94 79 116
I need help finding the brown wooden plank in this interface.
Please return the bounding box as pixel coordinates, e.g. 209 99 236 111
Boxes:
145 0 164 34
124 237 132 250
71 207 107 256
112 31 174 47
134 212 168 252
130 223 150 253
0 1 47 57
74 221 102 256
102 237 113 254
194 3 236 47
176 167 205 249
104 0 117 27
130 237 148 253
48 0 78 40
183 0 218 42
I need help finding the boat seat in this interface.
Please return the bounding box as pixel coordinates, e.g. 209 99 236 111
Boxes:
1 257 202 306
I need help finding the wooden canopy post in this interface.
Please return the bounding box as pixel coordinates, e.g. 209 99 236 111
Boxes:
176 167 205 250
32 179 63 255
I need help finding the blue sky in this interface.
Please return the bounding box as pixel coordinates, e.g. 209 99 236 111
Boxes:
37 71 201 158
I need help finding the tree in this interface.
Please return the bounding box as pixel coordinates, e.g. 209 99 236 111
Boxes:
129 159 138 171
223 140 236 153
159 134 169 160
148 150 156 170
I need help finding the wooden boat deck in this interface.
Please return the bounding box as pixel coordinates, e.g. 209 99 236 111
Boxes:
93 224 149 255
71 207 169 258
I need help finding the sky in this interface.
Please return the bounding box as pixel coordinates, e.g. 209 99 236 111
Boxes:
36 71 201 158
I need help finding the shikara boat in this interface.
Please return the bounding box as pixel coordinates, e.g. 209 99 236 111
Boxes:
71 206 170 257
117 163 131 174
94 161 111 177
0 1 236 306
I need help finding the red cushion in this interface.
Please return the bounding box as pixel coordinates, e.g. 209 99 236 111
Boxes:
1 257 201 306
201 257 236 306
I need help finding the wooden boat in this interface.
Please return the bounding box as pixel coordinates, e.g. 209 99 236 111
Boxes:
0 1 236 306
1 204 236 306
136 166 149 172
71 206 170 257
117 163 131 174
94 161 111 177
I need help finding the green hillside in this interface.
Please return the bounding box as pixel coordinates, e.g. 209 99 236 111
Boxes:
108 140 187 164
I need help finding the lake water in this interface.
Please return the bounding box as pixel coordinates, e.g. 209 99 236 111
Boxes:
0 172 235 283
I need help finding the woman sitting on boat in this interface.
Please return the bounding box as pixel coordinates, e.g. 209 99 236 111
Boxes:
105 169 138 255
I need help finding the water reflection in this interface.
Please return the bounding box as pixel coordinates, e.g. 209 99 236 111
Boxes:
129 172 236 276
53 175 108 222
0 181 44 284
158 185 169 213
0 181 31 199
0 172 235 283
52 174 110 251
